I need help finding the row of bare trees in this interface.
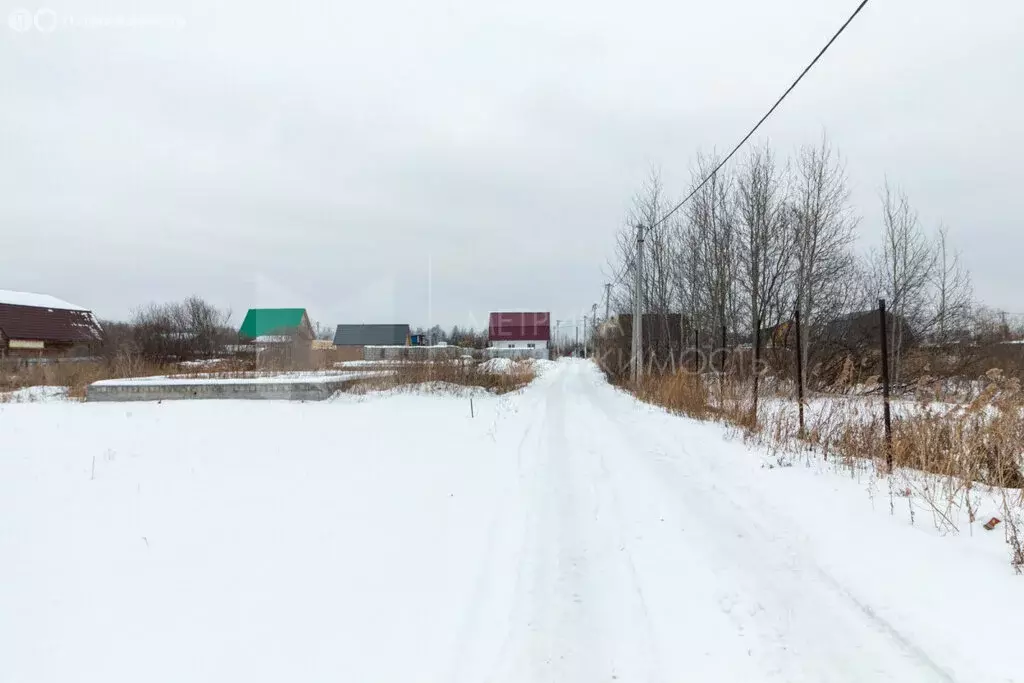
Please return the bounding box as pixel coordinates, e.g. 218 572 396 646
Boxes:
609 133 978 387
100 296 235 363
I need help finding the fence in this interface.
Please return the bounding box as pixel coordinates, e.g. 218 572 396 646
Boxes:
595 302 899 445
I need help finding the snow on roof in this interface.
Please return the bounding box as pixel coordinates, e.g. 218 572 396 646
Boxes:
0 289 87 311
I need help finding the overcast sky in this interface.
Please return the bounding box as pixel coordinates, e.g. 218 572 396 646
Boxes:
2 0 1021 335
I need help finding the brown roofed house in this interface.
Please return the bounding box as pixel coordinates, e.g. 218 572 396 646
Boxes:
0 290 103 358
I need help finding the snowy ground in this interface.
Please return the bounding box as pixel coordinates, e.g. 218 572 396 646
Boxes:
0 385 70 402
1 359 1021 682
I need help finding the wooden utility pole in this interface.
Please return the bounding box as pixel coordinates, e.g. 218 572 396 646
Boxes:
583 315 588 357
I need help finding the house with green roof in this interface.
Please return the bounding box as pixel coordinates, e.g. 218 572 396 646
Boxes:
239 308 314 343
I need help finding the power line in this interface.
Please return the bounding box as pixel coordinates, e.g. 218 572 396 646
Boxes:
651 0 871 230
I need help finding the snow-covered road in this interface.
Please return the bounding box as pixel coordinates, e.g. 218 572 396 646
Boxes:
460 361 969 682
2 360 1021 682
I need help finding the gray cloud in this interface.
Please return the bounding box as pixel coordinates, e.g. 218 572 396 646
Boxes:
2 0 1022 331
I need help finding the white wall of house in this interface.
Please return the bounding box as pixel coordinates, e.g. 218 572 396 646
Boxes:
484 347 548 360
489 339 548 349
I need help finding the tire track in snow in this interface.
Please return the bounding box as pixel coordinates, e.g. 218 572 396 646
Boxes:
474 363 667 682
446 380 550 683
580 364 957 682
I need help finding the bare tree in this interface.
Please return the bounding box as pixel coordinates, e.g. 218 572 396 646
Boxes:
874 181 936 385
684 151 739 351
631 169 676 316
609 168 681 365
789 134 859 385
931 224 973 345
131 296 233 362
735 142 791 408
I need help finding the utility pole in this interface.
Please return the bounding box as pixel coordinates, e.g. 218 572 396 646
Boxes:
604 283 611 321
631 223 644 382
583 315 588 357
575 320 579 356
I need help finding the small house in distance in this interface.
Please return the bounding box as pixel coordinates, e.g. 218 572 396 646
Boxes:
488 312 550 349
239 308 314 365
240 308 314 342
487 312 550 359
334 324 410 362
0 289 103 359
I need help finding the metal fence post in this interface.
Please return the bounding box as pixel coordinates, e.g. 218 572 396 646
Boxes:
752 320 761 425
694 328 699 373
878 298 894 472
721 325 727 375
794 308 805 438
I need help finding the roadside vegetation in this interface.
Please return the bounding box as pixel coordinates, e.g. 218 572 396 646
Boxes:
610 364 1024 571
599 131 1024 570
350 358 537 395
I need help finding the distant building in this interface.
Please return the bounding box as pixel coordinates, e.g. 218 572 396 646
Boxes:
488 312 551 349
239 308 314 365
239 308 314 342
818 309 916 352
334 324 410 362
0 289 103 359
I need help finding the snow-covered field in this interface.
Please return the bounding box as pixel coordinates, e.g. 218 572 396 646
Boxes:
1 360 1021 682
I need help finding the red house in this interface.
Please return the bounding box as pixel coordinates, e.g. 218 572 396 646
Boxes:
488 312 551 349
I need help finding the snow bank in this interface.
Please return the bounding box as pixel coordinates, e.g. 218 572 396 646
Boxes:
529 358 557 374
0 385 69 403
177 359 226 368
0 289 87 311
479 357 553 375
479 357 515 373
336 381 493 400
335 360 402 367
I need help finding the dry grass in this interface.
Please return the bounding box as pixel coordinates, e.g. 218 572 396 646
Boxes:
0 356 263 401
631 371 757 429
0 359 171 400
633 372 709 420
619 367 1024 571
357 359 536 395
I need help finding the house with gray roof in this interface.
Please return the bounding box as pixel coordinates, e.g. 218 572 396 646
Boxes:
334 324 410 346
334 324 410 360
